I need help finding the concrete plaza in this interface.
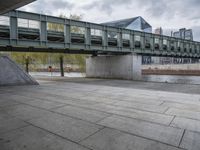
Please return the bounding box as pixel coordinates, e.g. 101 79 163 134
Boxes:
0 77 200 150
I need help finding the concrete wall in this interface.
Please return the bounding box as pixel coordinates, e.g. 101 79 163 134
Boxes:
143 63 200 70
0 56 38 86
86 54 142 80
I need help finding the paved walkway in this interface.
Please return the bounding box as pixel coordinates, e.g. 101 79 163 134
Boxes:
0 77 200 150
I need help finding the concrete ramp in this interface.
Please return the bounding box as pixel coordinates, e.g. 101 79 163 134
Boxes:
0 56 38 86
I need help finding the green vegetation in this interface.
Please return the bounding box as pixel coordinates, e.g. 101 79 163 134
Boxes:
8 14 87 73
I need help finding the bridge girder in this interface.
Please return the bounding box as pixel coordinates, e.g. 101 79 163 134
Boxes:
0 10 199 58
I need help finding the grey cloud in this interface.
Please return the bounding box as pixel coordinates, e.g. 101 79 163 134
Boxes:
183 0 200 21
136 0 200 20
145 0 168 18
135 0 174 19
21 0 74 14
164 0 200 20
52 0 74 10
81 0 132 15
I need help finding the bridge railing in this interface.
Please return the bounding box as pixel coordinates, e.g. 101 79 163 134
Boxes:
0 10 199 57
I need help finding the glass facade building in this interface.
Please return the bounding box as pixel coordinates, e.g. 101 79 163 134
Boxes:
102 17 152 33
173 28 193 41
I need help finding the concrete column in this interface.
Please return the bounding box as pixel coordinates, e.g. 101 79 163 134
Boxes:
86 54 142 80
10 16 18 40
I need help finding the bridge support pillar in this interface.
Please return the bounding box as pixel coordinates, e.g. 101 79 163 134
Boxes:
86 54 142 80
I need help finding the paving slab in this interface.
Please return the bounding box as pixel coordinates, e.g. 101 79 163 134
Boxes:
0 113 14 122
52 105 111 123
13 91 100 106
80 96 119 104
171 117 200 133
161 97 200 106
113 101 168 113
98 115 184 146
18 98 67 110
32 89 88 100
0 99 19 108
115 95 163 105
162 102 200 112
12 91 77 103
0 118 28 134
0 125 89 150
180 131 200 150
166 108 200 121
54 98 99 107
81 128 183 150
77 103 174 125
160 94 200 102
0 94 37 103
28 112 103 142
1 104 54 121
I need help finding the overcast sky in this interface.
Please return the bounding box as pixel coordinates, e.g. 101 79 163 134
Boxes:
20 0 200 41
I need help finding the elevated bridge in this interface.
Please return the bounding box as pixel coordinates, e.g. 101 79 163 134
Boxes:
0 10 200 58
0 10 200 80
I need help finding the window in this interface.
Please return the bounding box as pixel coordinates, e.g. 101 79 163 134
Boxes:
163 39 167 45
0 16 9 26
123 34 130 40
18 18 40 29
134 35 140 41
91 29 102 36
155 38 159 44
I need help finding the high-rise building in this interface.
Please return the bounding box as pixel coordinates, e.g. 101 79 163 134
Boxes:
155 27 163 35
173 28 193 41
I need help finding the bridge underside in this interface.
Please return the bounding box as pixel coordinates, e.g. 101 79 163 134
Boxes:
0 46 130 55
0 45 198 58
0 0 35 14
0 46 199 58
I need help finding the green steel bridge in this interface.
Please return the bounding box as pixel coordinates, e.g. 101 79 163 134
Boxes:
0 10 200 58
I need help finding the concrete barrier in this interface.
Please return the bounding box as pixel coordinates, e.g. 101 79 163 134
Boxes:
142 64 200 75
143 64 200 70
